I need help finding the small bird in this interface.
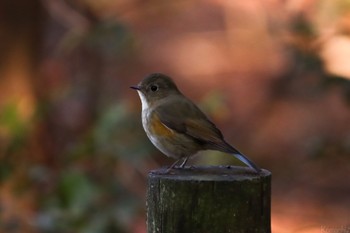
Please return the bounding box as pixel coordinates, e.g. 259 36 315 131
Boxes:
131 73 261 172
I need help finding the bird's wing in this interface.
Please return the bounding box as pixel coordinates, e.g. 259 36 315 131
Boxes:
155 98 224 144
156 97 261 172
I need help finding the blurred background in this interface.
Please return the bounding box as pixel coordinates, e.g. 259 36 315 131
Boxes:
0 0 350 232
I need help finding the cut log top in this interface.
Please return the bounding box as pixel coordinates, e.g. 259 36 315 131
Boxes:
149 165 271 181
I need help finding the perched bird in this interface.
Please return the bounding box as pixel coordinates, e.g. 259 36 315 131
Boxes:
131 73 261 172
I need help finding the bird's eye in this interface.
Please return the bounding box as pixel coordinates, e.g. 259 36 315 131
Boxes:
150 85 158 92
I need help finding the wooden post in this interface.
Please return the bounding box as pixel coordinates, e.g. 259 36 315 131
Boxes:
147 166 271 233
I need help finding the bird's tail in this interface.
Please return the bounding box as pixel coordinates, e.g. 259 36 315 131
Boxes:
231 152 261 173
213 141 261 173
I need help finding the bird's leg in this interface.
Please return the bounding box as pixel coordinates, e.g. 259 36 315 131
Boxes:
164 160 179 174
179 157 189 168
166 157 189 172
168 159 180 170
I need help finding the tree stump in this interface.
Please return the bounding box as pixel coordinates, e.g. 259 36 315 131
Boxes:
147 166 271 233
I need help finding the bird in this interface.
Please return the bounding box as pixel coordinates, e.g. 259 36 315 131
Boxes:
130 73 261 172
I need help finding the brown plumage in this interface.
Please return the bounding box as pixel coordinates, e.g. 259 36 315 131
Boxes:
131 73 261 172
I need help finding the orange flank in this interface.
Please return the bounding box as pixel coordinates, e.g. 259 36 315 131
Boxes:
149 113 175 137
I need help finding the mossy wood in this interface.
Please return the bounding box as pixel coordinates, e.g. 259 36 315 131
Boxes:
147 166 271 233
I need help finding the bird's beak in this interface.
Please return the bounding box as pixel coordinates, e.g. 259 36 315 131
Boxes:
130 85 141 90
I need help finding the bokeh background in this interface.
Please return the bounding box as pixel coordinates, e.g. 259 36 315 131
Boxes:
1 0 350 232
